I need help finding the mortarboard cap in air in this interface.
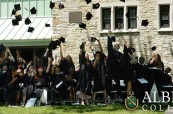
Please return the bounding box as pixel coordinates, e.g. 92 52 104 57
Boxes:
15 14 22 21
59 36 65 43
79 23 86 29
120 0 125 2
85 0 92 4
27 27 34 32
86 12 93 20
25 18 31 25
48 41 57 50
151 46 157 51
126 12 130 18
45 23 50 27
49 1 55 9
59 3 64 10
30 7 37 15
93 3 100 9
141 19 149 26
11 9 16 16
14 4 21 11
12 19 19 26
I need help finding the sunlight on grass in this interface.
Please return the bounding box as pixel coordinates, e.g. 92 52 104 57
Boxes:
0 104 165 114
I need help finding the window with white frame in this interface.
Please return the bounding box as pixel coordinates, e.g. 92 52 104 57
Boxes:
115 7 124 29
127 7 137 29
0 0 51 18
102 8 111 30
159 5 170 28
100 5 138 32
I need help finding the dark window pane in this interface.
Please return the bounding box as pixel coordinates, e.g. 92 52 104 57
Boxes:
127 7 137 29
160 5 170 28
115 7 124 29
102 8 111 30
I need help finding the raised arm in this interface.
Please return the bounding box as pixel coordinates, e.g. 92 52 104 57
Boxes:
46 57 52 73
90 45 95 57
60 43 64 60
16 50 21 61
6 48 15 62
97 39 103 53
108 30 113 54
79 42 86 65
44 48 49 57
107 36 113 55
93 56 99 69
24 61 32 74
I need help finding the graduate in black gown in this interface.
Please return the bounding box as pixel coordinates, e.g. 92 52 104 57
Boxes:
107 35 124 99
123 40 136 96
59 43 75 75
134 57 150 100
148 54 164 96
79 42 92 105
162 67 173 85
50 65 67 104
92 39 107 104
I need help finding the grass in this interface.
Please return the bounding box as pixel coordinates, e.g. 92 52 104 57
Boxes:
0 103 167 114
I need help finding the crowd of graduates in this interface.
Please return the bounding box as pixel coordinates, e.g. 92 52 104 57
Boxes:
0 35 173 106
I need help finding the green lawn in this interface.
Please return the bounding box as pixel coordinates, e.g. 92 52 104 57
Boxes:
0 104 166 114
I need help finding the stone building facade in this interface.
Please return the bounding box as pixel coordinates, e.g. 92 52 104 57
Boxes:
52 0 173 73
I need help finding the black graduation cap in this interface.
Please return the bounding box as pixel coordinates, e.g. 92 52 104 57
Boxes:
126 12 130 18
85 0 92 4
86 12 93 20
141 19 149 26
0 44 5 52
27 27 34 32
11 9 16 16
12 19 19 26
49 1 55 9
45 23 50 27
59 3 64 10
91 37 97 42
151 46 157 51
59 36 65 43
93 3 100 9
14 4 21 11
30 7 37 15
56 40 61 46
15 15 22 21
48 41 57 50
79 23 86 29
120 0 125 2
48 40 61 50
25 18 31 25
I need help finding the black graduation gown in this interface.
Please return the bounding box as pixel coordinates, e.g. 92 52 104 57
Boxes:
134 63 150 99
134 63 150 80
50 73 65 89
107 36 124 78
79 50 92 95
59 59 75 75
123 45 135 82
92 53 106 92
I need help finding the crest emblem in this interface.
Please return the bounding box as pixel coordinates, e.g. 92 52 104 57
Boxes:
125 91 139 111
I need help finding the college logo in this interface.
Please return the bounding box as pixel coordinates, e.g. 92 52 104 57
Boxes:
125 91 139 111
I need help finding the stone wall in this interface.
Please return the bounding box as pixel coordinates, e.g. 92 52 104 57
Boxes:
52 0 173 74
